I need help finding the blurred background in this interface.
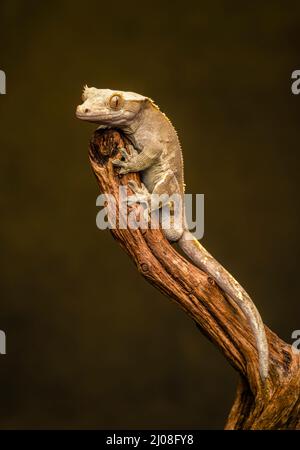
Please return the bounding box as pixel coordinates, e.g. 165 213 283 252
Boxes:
0 0 299 429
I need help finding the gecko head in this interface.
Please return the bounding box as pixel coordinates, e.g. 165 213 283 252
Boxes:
76 86 147 127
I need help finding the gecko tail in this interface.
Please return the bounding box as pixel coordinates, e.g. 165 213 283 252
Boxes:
178 230 269 381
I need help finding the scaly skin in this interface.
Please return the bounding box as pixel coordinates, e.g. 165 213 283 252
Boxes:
76 87 269 381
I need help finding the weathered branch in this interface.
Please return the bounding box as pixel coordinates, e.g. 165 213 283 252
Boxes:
88 129 300 429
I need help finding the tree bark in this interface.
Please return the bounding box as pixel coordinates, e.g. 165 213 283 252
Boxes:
88 129 300 430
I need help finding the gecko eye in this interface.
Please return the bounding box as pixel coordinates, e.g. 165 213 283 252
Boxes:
109 94 123 110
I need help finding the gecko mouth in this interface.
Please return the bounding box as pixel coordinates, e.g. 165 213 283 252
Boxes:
76 113 104 121
76 111 122 122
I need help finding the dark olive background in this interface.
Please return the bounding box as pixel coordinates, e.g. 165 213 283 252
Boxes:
0 0 299 429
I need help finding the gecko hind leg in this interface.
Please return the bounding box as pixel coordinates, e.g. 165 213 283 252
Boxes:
127 173 184 242
126 180 150 206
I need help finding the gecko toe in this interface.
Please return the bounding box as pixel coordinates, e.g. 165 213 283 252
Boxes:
119 148 130 161
112 159 126 168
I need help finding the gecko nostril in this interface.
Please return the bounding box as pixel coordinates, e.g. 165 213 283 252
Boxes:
84 108 90 113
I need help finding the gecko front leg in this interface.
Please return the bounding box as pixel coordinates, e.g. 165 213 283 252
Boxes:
112 146 162 175
113 146 184 240
112 146 152 210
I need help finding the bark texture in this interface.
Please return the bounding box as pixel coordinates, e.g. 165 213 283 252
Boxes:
88 129 300 430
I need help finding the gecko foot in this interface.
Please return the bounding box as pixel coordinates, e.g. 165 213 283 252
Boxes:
112 146 139 174
118 181 150 210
